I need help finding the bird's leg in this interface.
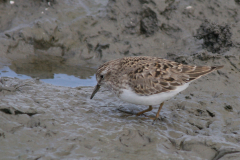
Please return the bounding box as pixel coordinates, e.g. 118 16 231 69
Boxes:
155 102 164 119
152 102 164 124
136 105 153 116
118 105 153 117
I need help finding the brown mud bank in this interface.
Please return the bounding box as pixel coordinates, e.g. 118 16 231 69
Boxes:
0 0 240 159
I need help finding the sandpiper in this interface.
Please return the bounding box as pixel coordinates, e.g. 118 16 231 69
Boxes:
90 56 223 123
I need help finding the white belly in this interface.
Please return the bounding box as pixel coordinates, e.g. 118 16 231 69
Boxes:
119 83 190 106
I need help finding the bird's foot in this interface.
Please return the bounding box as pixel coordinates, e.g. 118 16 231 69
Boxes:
152 117 160 125
143 116 161 125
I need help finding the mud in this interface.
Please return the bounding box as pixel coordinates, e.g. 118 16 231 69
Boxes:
0 0 240 159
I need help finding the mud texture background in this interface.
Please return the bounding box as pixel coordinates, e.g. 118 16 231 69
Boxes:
1 0 240 159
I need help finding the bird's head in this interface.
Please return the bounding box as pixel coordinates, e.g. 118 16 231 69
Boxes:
90 60 118 99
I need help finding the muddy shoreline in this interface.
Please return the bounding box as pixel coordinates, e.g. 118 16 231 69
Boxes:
0 0 240 159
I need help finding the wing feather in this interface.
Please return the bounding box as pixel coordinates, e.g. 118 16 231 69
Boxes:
119 57 223 96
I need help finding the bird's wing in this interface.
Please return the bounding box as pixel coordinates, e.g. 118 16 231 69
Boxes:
120 57 222 96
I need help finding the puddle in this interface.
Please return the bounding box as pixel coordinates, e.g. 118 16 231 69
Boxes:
0 57 97 87
0 66 96 87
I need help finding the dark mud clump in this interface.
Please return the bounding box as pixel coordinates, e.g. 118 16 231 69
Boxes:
140 6 158 36
235 0 240 5
195 20 232 53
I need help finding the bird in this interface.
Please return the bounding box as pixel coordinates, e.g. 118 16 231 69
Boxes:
90 56 223 123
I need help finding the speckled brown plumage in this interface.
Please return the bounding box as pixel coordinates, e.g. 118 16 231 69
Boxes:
94 56 223 96
91 56 223 123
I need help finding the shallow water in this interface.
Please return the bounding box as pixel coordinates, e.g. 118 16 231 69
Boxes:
0 66 97 87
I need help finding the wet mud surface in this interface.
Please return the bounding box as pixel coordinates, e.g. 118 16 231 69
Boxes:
0 0 240 159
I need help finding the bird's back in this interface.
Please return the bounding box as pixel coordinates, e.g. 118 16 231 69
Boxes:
114 56 223 96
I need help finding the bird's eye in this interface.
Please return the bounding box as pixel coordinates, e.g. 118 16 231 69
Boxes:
100 75 104 79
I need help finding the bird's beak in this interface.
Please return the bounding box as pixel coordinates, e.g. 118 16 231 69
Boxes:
90 84 101 99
